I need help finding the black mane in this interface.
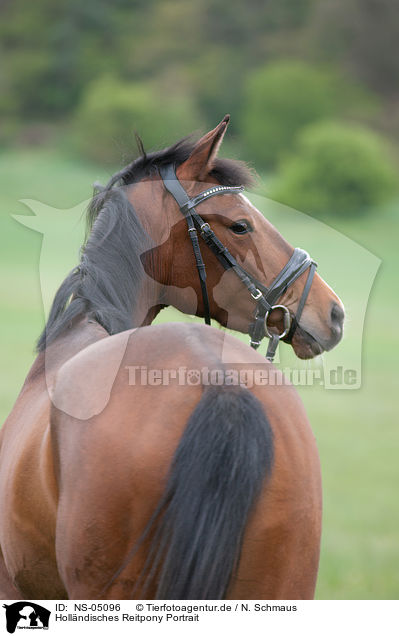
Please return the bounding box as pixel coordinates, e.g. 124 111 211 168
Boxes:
37 135 254 352
86 136 255 229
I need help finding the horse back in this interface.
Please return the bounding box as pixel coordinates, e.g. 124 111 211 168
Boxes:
50 323 321 599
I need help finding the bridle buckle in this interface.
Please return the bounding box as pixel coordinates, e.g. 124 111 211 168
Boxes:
251 288 263 301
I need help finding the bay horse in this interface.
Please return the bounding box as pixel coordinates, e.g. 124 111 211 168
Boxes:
0 116 344 600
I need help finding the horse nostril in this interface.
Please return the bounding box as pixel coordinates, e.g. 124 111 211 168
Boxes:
330 302 345 331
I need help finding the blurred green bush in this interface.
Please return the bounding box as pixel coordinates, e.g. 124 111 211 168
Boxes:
271 121 397 217
72 75 203 164
240 60 378 168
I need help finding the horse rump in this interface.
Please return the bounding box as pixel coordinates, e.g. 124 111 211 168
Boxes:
133 383 274 599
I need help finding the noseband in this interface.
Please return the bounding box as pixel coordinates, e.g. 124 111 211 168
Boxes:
159 164 317 362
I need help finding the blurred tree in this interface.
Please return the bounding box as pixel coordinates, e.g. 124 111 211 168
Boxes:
239 60 378 167
271 121 397 218
0 0 316 127
0 0 140 118
310 0 399 97
72 75 203 164
0 0 397 155
191 0 315 128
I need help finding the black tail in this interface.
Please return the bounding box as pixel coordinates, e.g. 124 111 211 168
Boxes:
139 384 274 599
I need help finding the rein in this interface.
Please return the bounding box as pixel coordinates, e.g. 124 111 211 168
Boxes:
159 164 317 362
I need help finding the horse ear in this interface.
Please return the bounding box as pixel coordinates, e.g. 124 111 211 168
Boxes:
177 115 230 182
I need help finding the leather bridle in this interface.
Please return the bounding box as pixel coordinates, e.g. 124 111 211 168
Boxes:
159 164 317 362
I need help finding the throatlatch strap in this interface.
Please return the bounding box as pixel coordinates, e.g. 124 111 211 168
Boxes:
186 217 211 325
159 164 247 324
159 164 212 324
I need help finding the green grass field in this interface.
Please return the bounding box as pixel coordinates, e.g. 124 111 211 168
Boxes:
0 148 398 599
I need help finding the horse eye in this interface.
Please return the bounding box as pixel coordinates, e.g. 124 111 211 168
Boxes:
230 220 252 235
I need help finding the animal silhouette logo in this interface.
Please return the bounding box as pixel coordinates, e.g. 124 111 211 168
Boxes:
3 602 50 633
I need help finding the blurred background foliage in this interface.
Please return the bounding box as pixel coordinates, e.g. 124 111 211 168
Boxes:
0 0 398 600
271 121 397 217
240 60 379 168
1 0 399 217
72 75 203 164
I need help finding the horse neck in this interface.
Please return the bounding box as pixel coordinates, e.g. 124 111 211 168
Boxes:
24 318 107 389
29 275 165 391
129 266 166 328
29 179 171 389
